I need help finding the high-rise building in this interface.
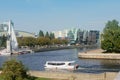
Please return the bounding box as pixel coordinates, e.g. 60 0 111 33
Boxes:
88 30 99 44
52 28 100 45
52 28 78 44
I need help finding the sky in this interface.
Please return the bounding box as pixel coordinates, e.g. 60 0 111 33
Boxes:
0 0 120 33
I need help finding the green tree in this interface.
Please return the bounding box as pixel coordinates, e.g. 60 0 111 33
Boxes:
1 59 28 80
17 37 36 47
1 35 7 47
51 39 62 44
61 39 68 44
36 37 51 46
49 32 55 40
45 32 49 38
39 30 44 37
24 37 36 47
101 20 120 52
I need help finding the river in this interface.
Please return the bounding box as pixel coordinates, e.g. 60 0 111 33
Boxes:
0 48 120 73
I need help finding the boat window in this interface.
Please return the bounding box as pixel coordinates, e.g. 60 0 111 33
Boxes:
48 63 57 65
68 63 71 65
68 62 75 65
48 63 65 65
57 63 65 65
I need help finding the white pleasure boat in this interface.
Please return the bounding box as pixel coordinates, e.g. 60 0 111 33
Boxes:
44 61 79 71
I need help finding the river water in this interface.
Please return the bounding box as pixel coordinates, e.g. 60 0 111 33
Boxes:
0 48 120 73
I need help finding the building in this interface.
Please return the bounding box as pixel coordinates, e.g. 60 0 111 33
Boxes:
52 29 69 39
0 21 36 37
88 30 100 45
52 28 78 44
15 30 35 37
67 28 78 44
52 28 100 45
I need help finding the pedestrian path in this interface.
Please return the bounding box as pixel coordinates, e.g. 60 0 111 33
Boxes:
114 71 120 80
28 70 117 80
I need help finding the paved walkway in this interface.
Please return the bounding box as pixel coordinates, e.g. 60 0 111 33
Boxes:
114 71 120 80
28 71 118 80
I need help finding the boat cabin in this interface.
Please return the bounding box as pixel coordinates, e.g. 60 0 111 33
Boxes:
44 61 79 71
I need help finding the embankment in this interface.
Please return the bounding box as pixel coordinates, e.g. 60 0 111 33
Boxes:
78 49 120 59
28 70 118 80
33 45 97 52
34 46 76 52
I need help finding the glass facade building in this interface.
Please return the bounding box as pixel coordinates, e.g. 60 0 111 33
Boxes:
53 28 100 45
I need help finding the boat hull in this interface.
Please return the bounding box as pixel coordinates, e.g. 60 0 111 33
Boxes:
0 49 11 56
0 52 11 56
45 66 75 71
44 61 79 71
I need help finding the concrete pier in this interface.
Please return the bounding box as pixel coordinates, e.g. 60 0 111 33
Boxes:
78 49 120 60
78 53 120 59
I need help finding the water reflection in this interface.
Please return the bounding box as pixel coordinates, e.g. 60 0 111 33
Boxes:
100 60 120 69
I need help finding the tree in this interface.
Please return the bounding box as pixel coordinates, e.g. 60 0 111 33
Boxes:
17 37 36 47
39 30 44 37
61 39 68 44
101 20 120 52
1 59 28 80
36 37 51 46
49 32 55 40
51 39 62 44
45 32 49 38
0 35 7 47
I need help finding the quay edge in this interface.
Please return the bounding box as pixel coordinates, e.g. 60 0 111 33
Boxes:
28 70 118 80
78 52 120 60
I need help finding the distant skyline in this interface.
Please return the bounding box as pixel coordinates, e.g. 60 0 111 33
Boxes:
0 0 120 33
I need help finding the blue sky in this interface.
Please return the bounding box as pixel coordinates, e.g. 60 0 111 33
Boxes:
0 0 120 33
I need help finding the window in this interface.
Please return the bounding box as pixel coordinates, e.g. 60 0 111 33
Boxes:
48 63 65 65
57 63 65 65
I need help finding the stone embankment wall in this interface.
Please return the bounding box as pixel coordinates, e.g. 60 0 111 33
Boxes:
78 53 120 59
28 71 117 80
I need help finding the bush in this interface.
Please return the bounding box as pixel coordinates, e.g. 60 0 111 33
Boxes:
1 59 28 80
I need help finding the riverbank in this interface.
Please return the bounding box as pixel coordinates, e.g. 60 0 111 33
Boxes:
78 49 120 59
33 45 97 52
28 70 118 80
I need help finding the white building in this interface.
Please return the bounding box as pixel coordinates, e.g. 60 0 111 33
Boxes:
52 28 78 41
52 29 69 39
